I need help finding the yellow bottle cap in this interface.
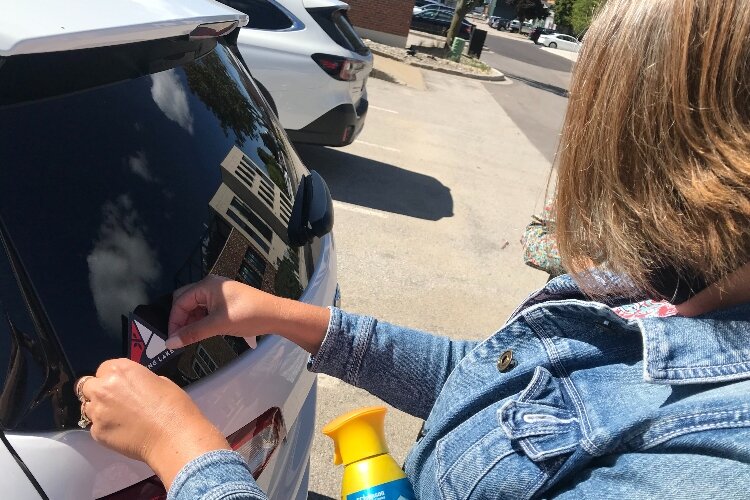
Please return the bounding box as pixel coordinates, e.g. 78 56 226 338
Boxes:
322 406 389 466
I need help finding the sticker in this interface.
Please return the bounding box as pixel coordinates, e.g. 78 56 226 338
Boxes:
128 314 179 371
346 478 415 500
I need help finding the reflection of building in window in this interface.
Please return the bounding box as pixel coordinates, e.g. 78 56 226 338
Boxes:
210 183 288 269
238 248 267 289
177 336 240 382
194 345 218 374
174 216 232 288
220 146 293 241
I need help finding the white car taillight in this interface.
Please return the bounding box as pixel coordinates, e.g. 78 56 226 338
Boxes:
99 408 286 499
312 53 365 82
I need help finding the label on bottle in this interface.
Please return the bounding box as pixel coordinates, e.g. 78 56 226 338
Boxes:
346 478 416 500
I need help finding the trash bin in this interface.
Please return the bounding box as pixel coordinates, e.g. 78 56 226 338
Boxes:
450 36 466 62
468 28 487 58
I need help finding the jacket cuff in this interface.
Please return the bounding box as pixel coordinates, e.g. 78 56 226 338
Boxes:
308 307 374 387
167 449 266 500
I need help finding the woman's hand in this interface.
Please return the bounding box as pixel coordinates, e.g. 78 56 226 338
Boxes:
167 275 331 355
78 359 229 489
167 275 278 349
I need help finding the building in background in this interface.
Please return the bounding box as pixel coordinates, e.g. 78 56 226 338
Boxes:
346 0 414 47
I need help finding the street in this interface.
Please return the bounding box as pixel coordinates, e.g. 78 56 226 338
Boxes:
300 30 574 498
482 29 572 162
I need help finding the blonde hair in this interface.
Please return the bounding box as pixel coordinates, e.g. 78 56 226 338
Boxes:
555 0 750 298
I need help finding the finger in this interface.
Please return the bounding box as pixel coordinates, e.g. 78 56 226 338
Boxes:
168 285 211 335
172 282 197 303
75 376 94 401
166 315 222 349
78 376 105 403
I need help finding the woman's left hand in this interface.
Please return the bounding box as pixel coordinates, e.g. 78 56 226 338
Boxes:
77 359 230 488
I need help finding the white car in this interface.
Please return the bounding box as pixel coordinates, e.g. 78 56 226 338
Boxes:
0 0 338 498
222 0 373 147
538 33 582 52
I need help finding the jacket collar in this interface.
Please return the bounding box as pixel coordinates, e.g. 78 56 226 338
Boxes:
526 275 750 385
640 304 750 384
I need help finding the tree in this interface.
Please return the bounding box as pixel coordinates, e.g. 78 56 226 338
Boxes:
445 0 483 51
552 0 575 32
505 0 549 24
571 0 605 35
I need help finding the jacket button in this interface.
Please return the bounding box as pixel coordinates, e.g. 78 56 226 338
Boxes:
497 350 515 372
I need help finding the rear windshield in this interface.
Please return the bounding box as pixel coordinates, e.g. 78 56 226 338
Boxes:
307 7 370 56
0 38 308 431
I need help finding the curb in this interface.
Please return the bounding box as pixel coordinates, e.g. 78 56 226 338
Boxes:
370 48 506 82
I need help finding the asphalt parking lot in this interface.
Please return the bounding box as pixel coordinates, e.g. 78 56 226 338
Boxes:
297 68 551 498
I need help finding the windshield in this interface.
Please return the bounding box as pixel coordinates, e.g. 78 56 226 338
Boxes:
0 38 309 431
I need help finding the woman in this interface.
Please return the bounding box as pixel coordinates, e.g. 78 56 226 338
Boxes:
76 0 750 498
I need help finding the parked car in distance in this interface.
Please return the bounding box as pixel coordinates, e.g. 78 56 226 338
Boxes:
0 0 339 498
221 0 372 147
411 8 475 40
538 32 582 52
413 3 454 16
413 0 447 15
509 19 534 34
529 27 556 43
488 16 510 30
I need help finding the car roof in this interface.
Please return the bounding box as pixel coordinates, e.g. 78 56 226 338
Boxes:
0 0 248 57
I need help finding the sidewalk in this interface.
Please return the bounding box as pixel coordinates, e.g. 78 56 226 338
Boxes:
371 54 426 90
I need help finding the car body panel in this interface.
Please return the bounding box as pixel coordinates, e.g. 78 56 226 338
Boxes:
0 443 41 498
0 0 248 56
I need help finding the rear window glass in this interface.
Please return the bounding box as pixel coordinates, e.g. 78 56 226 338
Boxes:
307 7 370 56
0 39 308 431
332 11 369 55
222 0 294 30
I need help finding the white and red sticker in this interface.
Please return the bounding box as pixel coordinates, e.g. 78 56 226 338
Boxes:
128 314 179 371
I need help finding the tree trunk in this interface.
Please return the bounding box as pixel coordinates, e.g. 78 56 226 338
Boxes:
445 0 474 55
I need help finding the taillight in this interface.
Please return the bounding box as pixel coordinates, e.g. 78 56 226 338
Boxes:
99 477 166 500
228 407 286 478
312 53 365 81
99 408 285 499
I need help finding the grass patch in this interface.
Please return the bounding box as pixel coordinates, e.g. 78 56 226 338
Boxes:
459 55 492 73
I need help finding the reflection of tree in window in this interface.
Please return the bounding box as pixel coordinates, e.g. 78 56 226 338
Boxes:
274 248 303 299
256 147 286 194
184 52 263 146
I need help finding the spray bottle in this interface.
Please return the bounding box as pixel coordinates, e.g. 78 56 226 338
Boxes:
323 406 416 500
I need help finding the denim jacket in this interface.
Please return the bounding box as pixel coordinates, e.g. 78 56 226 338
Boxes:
168 276 750 499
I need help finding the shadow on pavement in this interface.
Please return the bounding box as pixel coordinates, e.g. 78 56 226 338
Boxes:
501 72 569 98
294 144 453 221
307 493 336 500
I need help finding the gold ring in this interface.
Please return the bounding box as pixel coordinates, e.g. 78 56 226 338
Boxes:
75 376 93 402
78 400 92 429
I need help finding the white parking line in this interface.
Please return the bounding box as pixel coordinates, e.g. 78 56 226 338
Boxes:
370 105 399 114
354 140 401 153
333 200 388 218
